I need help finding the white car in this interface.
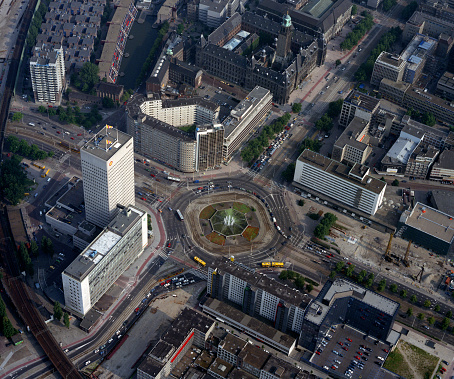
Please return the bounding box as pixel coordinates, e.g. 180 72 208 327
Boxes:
85 361 91 366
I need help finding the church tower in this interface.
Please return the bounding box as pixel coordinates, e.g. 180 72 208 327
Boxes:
275 12 293 64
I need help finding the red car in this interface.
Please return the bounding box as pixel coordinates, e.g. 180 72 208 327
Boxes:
141 197 146 201
77 133 82 136
198 187 203 190
150 174 155 177
326 255 331 259
316 351 320 355
156 179 161 182
342 346 348 351
167 243 171 247
441 367 447 372
355 356 361 360
135 307 139 312
383 349 389 353
338 342 343 346
56 131 61 134
347 262 352 265
331 366 336 370
346 338 352 342
357 352 362 356
70 137 74 140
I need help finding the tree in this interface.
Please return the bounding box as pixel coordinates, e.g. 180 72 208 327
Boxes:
292 103 302 113
392 179 399 186
6 136 20 154
382 0 397 12
0 155 32 205
0 298 6 319
400 289 407 298
295 276 305 289
279 271 288 280
346 264 355 277
358 270 367 283
64 312 70 328
410 294 417 303
366 273 374 288
306 283 313 292
176 23 184 35
406 307 413 317
297 199 305 206
441 317 450 330
102 97 115 108
447 310 453 319
329 271 337 279
424 300 431 308
428 316 435 325
434 304 441 312
351 4 357 15
315 113 333 132
12 112 23 122
378 279 386 291
53 301 63 321
38 105 47 113
417 313 424 320
327 99 344 118
30 240 39 258
422 112 436 127
79 62 99 93
380 177 386 182
335 261 345 272
335 59 342 67
390 283 398 293
281 162 296 182
2 317 16 338
300 138 322 153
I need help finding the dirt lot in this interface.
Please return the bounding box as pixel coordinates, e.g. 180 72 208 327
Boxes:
383 341 439 379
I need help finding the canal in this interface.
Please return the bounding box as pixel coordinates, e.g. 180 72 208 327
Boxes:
116 13 158 90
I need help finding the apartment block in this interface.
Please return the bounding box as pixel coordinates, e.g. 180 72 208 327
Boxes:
222 86 272 158
436 71 454 101
339 91 380 128
62 205 147 316
403 11 454 44
294 150 386 215
404 143 439 179
29 44 65 104
371 53 405 86
80 126 135 228
198 0 239 28
217 334 247 366
207 259 309 335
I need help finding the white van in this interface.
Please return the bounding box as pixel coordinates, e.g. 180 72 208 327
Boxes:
47 177 51 182
28 122 35 126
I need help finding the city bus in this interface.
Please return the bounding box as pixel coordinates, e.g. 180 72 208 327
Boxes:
167 176 181 182
261 262 271 267
41 169 50 178
271 262 284 267
194 256 206 267
176 209 184 221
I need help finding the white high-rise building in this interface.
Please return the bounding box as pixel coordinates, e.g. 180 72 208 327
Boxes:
81 126 135 228
29 43 65 104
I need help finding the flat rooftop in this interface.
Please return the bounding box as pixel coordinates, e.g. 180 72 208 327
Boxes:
161 308 214 348
220 333 247 356
345 91 380 113
203 298 296 349
63 205 141 281
238 343 270 370
81 125 132 161
298 150 386 195
261 355 300 379
383 137 419 165
208 358 233 378
223 86 271 140
333 117 369 152
438 71 454 90
431 190 454 217
211 258 309 307
138 356 164 377
377 52 403 68
432 150 454 171
404 202 454 243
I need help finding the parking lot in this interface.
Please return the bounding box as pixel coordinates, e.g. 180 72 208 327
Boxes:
311 325 393 379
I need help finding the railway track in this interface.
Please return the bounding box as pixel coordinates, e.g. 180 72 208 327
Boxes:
0 207 82 378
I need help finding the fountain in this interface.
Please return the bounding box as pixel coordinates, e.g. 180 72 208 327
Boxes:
210 208 248 236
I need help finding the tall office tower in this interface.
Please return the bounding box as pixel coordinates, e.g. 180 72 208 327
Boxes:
29 43 65 104
81 126 135 228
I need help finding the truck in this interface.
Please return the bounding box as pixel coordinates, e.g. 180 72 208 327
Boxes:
194 180 200 183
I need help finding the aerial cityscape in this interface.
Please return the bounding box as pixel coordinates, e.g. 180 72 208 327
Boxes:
2 0 454 376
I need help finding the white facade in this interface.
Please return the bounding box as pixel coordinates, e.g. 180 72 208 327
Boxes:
63 205 147 316
81 126 135 228
30 44 65 104
294 150 386 215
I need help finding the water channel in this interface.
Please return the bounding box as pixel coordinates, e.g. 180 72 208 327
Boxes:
116 12 158 90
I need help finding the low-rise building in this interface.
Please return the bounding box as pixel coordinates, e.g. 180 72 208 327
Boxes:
404 143 439 179
96 82 124 102
237 343 270 376
294 149 386 215
217 334 247 366
207 357 233 379
300 279 400 351
198 0 239 28
436 71 454 101
430 150 454 182
398 202 454 255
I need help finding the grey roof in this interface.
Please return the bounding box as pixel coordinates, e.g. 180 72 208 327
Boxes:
298 150 386 195
203 43 248 67
333 117 370 152
138 356 164 377
431 189 454 217
433 150 454 170
81 125 133 161
345 90 380 113
211 258 310 307
108 205 143 236
238 342 270 369
150 340 174 361
96 81 124 95
208 12 243 45
261 356 301 379
219 333 247 356
161 308 214 347
404 202 454 243
143 116 195 142
162 97 219 112
208 357 233 378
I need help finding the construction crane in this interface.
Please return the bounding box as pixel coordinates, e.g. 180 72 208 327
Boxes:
413 264 425 283
403 240 412 267
384 232 394 262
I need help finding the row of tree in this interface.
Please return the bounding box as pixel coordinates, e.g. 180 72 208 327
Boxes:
53 302 70 328
279 270 316 293
382 0 397 12
314 99 343 132
0 155 35 205
405 108 436 127
355 26 402 82
7 136 52 161
17 243 34 276
300 138 322 153
314 213 338 239
136 22 170 87
340 12 374 51
240 113 292 163
37 104 102 129
26 0 51 48
0 297 17 339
